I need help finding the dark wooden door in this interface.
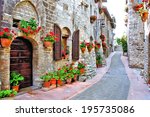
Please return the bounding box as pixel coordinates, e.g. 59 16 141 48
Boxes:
10 37 33 88
72 30 80 61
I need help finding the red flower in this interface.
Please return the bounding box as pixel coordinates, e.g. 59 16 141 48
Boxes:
142 0 148 2
55 37 59 42
50 32 54 36
22 28 28 33
58 68 61 70
0 32 4 36
3 28 10 32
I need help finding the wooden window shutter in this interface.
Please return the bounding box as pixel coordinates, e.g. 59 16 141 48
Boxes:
72 30 80 61
53 24 62 61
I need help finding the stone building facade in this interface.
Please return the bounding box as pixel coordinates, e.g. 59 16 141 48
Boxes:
127 0 144 69
126 0 150 82
0 0 115 90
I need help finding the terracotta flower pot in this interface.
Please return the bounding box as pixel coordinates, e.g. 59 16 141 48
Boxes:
87 47 93 52
96 64 102 68
74 75 78 81
81 47 86 53
80 68 85 74
50 78 57 85
0 38 12 48
57 79 64 86
12 85 19 92
43 81 50 88
43 41 52 48
142 12 148 22
66 78 72 84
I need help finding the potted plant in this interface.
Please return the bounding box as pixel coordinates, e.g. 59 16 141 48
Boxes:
80 40 86 53
77 61 86 74
132 3 143 12
18 18 41 37
141 10 148 22
100 34 106 42
40 73 52 88
72 68 80 81
57 68 66 86
90 15 97 23
66 73 74 84
10 71 24 92
86 42 94 52
42 31 58 48
51 71 59 86
96 53 103 68
0 28 16 48
95 41 101 51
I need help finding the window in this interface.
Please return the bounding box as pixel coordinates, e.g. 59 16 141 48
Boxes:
72 30 80 61
53 24 62 61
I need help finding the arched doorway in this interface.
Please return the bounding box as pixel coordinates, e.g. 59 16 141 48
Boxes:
10 37 33 88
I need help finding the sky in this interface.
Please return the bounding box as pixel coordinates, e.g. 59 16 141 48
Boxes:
103 0 126 38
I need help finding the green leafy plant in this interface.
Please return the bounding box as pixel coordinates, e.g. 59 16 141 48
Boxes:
117 35 128 53
0 28 16 40
18 18 41 35
57 68 66 81
96 53 103 65
10 71 24 86
43 32 58 43
40 74 52 82
80 40 86 48
0 90 17 99
77 62 86 69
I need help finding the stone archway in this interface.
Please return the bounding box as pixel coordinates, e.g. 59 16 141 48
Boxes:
13 1 38 22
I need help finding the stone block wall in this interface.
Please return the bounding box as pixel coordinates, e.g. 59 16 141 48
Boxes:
0 0 104 89
0 0 55 89
144 12 150 80
127 2 144 68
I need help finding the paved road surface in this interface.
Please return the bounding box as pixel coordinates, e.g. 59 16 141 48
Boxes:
71 53 130 100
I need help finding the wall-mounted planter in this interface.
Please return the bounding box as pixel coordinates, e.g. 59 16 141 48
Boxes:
0 38 12 48
90 15 97 23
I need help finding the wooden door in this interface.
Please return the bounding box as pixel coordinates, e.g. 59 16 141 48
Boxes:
10 37 33 88
72 30 80 61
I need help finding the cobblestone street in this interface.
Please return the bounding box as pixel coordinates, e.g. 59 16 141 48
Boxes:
72 52 130 100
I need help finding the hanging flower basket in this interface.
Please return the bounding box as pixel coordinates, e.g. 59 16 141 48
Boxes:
141 11 148 22
86 42 94 53
42 31 58 48
80 40 86 53
132 4 143 12
94 0 99 3
90 15 97 23
81 47 86 53
0 28 16 48
100 34 106 41
43 41 53 48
